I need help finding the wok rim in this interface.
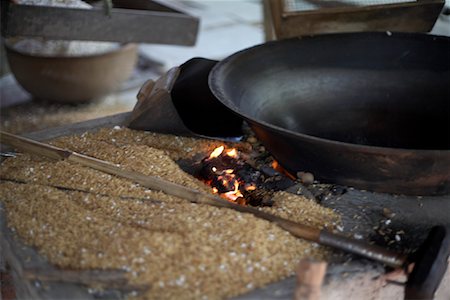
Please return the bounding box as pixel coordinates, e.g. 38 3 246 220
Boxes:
208 31 450 156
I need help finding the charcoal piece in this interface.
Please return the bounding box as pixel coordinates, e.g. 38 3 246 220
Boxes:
244 189 274 207
262 176 296 191
210 174 238 193
199 156 242 177
198 159 218 181
235 168 261 185
285 183 317 201
176 157 203 177
260 165 280 177
194 148 297 206
331 185 348 196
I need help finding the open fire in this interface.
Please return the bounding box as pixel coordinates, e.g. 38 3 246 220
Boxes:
196 145 296 206
201 146 254 205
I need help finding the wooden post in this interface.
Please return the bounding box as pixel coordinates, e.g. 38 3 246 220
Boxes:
295 260 327 300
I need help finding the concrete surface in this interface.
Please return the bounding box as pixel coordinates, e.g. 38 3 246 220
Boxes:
139 0 264 68
138 0 450 70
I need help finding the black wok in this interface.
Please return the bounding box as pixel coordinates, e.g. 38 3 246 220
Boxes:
209 32 450 196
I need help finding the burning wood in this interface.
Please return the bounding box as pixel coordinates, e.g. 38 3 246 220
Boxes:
0 127 342 300
198 145 295 206
200 146 246 204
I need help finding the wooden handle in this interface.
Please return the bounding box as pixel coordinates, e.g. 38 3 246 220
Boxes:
295 260 327 300
0 130 321 243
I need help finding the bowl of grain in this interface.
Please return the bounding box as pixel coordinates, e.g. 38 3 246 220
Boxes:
5 0 138 103
4 38 138 103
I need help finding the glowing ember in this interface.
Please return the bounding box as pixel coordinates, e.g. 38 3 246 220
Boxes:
245 184 256 191
197 145 296 207
271 160 296 180
209 146 224 159
271 160 279 170
226 149 238 158
202 145 248 204
223 180 244 202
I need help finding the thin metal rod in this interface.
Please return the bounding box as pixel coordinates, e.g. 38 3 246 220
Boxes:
319 231 406 268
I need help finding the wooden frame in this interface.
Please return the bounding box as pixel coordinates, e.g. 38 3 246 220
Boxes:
266 0 445 39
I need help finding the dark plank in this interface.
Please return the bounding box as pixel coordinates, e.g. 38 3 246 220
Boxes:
0 204 96 300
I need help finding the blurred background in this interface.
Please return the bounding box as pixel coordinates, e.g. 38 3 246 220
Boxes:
1 0 449 135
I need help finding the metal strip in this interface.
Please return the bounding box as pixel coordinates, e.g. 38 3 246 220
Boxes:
3 4 199 45
319 230 407 268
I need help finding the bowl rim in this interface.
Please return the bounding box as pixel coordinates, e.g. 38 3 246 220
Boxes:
3 38 137 59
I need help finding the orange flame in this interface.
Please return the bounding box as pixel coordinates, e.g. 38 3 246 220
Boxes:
223 180 244 202
271 160 296 180
209 146 224 159
271 160 278 169
245 184 256 191
205 145 246 204
226 149 238 158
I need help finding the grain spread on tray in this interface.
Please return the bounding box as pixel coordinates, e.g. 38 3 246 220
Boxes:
0 127 339 300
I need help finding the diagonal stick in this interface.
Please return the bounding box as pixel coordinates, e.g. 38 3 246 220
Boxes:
0 130 406 268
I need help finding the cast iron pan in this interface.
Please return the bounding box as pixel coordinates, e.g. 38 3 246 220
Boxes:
209 32 450 195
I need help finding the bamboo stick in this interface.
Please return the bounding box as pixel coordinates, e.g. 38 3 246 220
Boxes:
0 131 408 268
0 130 321 242
1 178 163 204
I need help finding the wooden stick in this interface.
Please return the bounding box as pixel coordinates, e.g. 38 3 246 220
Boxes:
0 130 321 242
0 131 409 269
1 178 163 204
295 260 327 300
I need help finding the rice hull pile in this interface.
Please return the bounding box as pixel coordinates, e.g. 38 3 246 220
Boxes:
0 128 339 299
